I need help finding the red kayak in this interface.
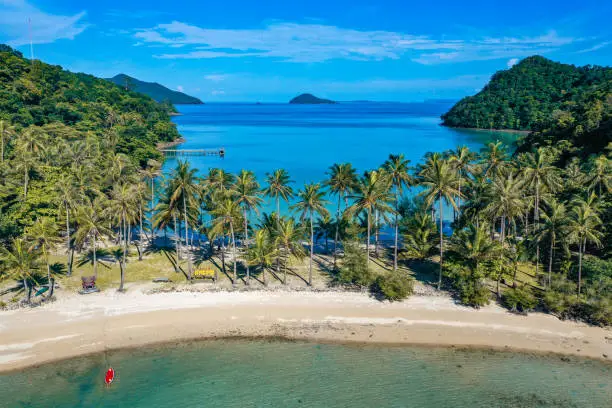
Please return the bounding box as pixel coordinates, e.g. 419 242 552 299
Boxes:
105 368 115 385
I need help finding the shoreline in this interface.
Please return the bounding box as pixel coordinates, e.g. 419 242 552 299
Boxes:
1 291 610 373
445 126 531 135
156 137 186 149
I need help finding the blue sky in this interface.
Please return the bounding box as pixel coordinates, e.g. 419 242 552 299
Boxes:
1 0 611 102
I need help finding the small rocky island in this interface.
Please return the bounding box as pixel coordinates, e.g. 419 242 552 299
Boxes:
289 93 337 104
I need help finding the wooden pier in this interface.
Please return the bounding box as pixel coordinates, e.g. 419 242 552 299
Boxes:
161 148 225 157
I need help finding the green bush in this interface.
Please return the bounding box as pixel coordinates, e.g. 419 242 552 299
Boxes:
457 279 491 308
503 286 537 312
371 272 414 301
337 242 374 288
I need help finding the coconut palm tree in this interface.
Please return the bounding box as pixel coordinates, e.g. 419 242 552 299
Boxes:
292 183 330 286
418 156 462 290
263 169 294 274
55 173 81 275
169 161 199 278
383 154 412 270
481 141 509 181
210 198 242 285
567 195 603 295
401 212 438 260
448 146 476 213
74 198 111 278
205 168 235 198
109 183 139 290
14 148 37 198
139 159 162 242
0 238 42 303
324 163 358 267
520 148 562 276
233 170 263 284
0 120 15 163
535 199 568 288
25 218 62 297
585 155 611 197
449 223 499 273
347 170 394 267
275 216 307 285
247 229 277 286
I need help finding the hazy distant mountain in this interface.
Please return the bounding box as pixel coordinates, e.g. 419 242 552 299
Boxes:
289 93 336 104
107 74 204 104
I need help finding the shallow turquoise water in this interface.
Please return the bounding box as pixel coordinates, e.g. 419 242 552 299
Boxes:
1 340 610 407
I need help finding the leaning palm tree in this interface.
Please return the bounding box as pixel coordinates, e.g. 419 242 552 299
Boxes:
292 183 330 286
324 163 358 267
347 170 394 267
0 238 42 303
567 195 603 295
275 217 307 285
535 199 568 288
25 218 62 298
169 161 199 278
233 170 263 284
74 198 111 278
0 119 15 163
210 199 242 285
383 154 412 270
418 156 462 290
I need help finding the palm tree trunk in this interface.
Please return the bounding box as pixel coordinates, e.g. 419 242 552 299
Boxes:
150 178 155 243
276 197 281 275
366 209 371 266
183 194 192 279
23 166 29 198
548 236 554 289
394 212 399 271
333 194 341 268
438 196 444 290
230 222 237 285
578 238 584 295
93 233 98 278
374 210 379 256
65 203 72 276
535 182 540 278
498 215 506 298
173 212 180 260
46 260 53 298
309 210 314 286
23 278 30 303
120 215 127 291
244 208 250 285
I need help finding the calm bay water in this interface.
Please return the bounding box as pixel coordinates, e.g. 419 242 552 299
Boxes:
1 340 610 407
163 102 513 215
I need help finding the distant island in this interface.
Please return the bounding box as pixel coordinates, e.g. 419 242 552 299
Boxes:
106 74 204 105
289 93 337 104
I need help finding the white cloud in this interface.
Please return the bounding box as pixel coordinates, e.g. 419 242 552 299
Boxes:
211 90 225 96
507 58 519 68
0 0 88 46
576 41 611 53
177 85 184 92
134 21 580 64
204 74 229 82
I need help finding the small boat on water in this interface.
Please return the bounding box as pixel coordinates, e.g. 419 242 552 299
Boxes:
105 368 115 385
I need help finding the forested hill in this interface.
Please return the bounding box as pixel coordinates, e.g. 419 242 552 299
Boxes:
0 44 180 164
441 56 612 132
107 74 204 105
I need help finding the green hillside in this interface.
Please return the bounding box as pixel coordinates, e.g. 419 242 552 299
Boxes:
107 74 203 105
441 56 612 132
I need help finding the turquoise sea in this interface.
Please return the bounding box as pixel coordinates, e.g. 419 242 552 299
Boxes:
162 102 514 216
1 340 610 407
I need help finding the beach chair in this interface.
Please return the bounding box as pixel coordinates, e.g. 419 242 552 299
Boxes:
193 268 216 280
80 276 100 294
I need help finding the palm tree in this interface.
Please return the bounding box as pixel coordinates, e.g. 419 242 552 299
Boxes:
481 141 509 181
169 161 199 278
25 218 62 298
140 159 162 242
448 146 476 214
74 198 110 278
324 163 358 267
383 154 412 270
0 119 15 162
275 217 307 284
55 174 81 275
263 169 294 275
233 170 263 284
418 156 462 290
535 199 568 288
247 229 277 286
567 195 603 295
0 239 42 303
292 183 330 286
210 199 242 285
14 148 37 198
449 223 499 273
401 212 438 260
348 170 394 267
109 183 138 290
585 155 611 197
520 148 562 276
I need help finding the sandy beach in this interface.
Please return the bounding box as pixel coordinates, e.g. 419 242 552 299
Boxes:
1 289 610 373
